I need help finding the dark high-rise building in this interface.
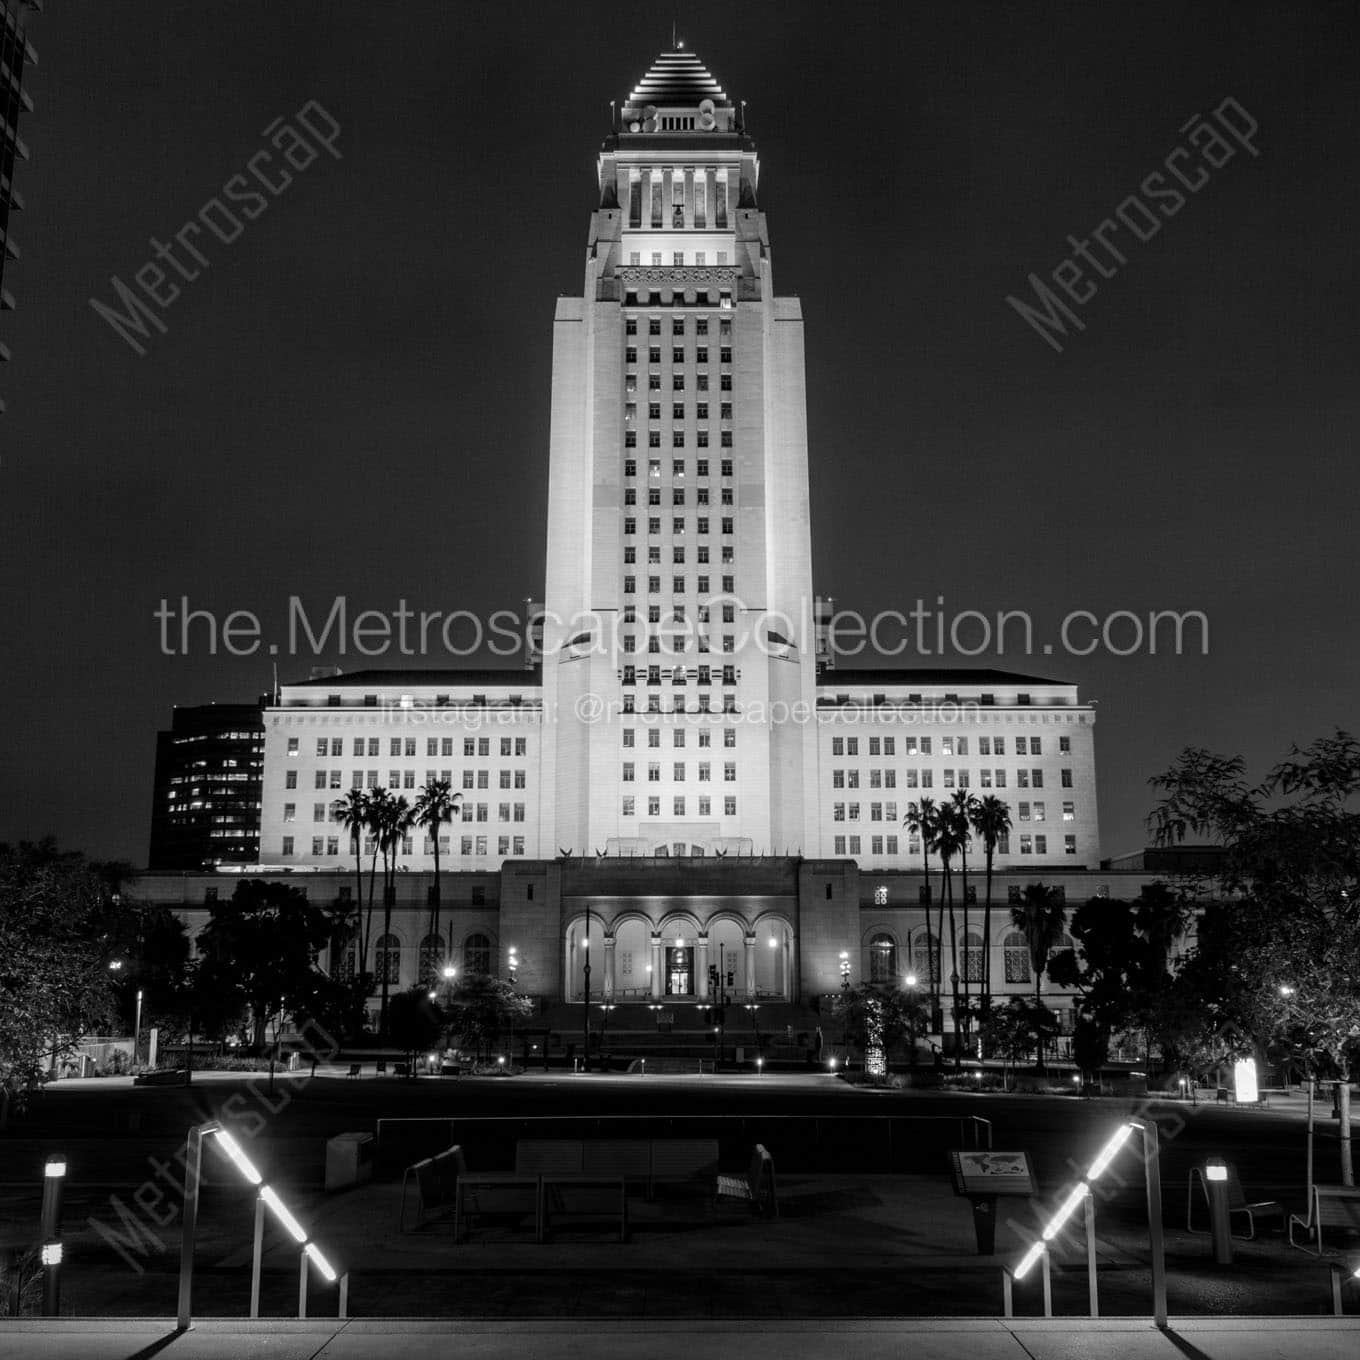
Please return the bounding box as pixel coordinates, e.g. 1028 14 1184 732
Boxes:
148 703 265 870
0 0 40 415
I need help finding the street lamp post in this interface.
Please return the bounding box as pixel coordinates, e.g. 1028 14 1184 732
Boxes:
134 989 144 1065
904 973 919 1067
839 950 851 1063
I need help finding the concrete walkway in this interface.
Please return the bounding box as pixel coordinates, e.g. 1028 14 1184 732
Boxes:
1 1317 1358 1360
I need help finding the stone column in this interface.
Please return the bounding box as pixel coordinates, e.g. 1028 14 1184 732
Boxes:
697 935 709 998
744 934 757 999
650 933 663 999
603 935 616 999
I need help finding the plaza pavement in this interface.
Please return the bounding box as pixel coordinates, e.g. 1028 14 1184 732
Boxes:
1 1317 1359 1360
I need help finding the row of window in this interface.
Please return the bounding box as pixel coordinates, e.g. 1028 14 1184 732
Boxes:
830 767 1073 790
289 736 529 759
865 933 1070 986
829 735 1068 757
833 832 1078 857
623 579 735 597
626 373 733 393
622 761 737 782
625 486 733 504
621 694 735 714
624 515 735 534
283 835 525 861
628 317 732 338
622 727 737 748
627 459 731 480
622 796 737 817
338 932 493 986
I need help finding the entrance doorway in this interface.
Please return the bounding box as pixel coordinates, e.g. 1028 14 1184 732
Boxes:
665 946 693 996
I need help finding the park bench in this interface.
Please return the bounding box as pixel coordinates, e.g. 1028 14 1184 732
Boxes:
1289 1184 1360 1255
1186 1161 1284 1239
515 1137 717 1200
539 1175 629 1241
375 1060 387 1076
346 1063 361 1078
399 1144 466 1232
716 1144 778 1218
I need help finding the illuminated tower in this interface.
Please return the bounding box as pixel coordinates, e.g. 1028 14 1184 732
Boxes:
540 45 819 857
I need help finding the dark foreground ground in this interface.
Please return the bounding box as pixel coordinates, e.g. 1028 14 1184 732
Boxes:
0 1071 1354 1320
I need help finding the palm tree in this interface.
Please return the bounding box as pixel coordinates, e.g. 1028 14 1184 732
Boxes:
903 798 938 908
362 786 393 1008
1009 882 1067 1074
932 804 968 1065
413 779 460 959
949 789 981 1050
970 795 1012 1020
332 788 371 1029
377 795 414 1036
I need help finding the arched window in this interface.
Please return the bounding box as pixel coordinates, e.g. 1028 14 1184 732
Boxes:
911 932 940 984
868 934 897 983
375 933 401 986
963 931 985 984
463 933 491 975
1003 931 1032 984
418 934 444 985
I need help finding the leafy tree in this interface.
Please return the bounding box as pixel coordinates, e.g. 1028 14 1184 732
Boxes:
832 984 930 1069
1009 884 1067 1073
444 972 533 1061
0 842 124 1110
971 794 1012 1019
412 780 460 954
1048 885 1193 1077
387 988 446 1077
1150 732 1360 1182
978 997 1059 1086
108 903 193 1044
1071 1016 1109 1087
195 880 342 1048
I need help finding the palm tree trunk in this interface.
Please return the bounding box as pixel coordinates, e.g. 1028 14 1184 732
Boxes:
431 832 442 956
982 849 994 1017
934 870 947 1022
1034 967 1044 1077
946 867 961 1069
380 848 394 1038
959 845 970 1052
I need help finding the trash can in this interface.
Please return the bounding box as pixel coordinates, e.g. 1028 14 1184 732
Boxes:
325 1131 374 1191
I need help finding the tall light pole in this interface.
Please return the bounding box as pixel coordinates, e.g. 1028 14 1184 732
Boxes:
134 989 144 1064
581 906 592 1072
839 950 851 1061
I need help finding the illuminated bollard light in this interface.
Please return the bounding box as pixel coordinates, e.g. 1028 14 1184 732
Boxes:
1204 1160 1233 1265
40 1154 67 1317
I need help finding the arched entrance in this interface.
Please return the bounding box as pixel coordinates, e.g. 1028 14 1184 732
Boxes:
564 914 606 1002
753 916 794 1000
657 914 703 999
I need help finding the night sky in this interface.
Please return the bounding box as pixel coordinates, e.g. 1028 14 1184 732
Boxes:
1 1 1356 865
